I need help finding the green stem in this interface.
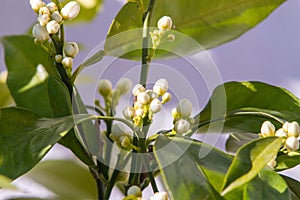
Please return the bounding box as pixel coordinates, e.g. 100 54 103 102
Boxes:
139 0 156 86
104 156 121 200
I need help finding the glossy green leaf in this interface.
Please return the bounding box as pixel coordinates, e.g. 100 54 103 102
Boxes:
276 152 300 171
105 0 285 60
0 107 95 179
154 135 231 199
0 71 14 108
197 82 300 134
244 168 289 200
1 35 93 167
226 133 259 154
221 137 282 195
281 175 300 200
62 0 103 23
26 160 97 199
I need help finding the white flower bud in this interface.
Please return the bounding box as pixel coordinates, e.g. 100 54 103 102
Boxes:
267 158 277 169
137 92 151 105
162 92 171 103
115 77 133 95
98 79 112 97
46 20 60 34
150 98 162 113
39 6 50 15
150 192 168 200
132 84 145 96
174 119 190 135
152 35 159 43
38 14 51 26
176 98 192 119
153 78 168 96
30 0 45 12
47 2 58 13
127 185 142 197
123 106 135 120
134 102 144 109
283 122 289 132
61 1 80 20
167 34 175 42
157 16 173 31
61 57 73 69
51 11 63 23
285 136 299 152
287 121 300 137
32 24 49 41
55 54 63 63
275 128 287 138
146 90 158 100
260 121 275 137
120 136 131 149
64 42 79 58
135 108 144 117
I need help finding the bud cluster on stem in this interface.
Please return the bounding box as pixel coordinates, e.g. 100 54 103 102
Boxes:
172 99 194 135
123 79 171 126
260 120 300 168
150 16 175 49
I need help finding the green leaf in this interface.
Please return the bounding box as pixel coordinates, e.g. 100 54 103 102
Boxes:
226 133 259 154
281 175 300 200
0 71 14 108
73 88 99 156
197 81 300 134
244 168 289 200
1 35 93 167
276 152 300 171
0 107 95 179
221 137 282 195
105 0 285 60
26 160 97 199
154 135 232 199
62 0 103 23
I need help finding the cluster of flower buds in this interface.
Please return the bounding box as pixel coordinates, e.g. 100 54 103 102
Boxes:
54 41 79 71
123 79 172 126
97 78 133 110
260 120 300 168
150 16 175 49
172 99 194 135
30 0 80 42
110 124 133 151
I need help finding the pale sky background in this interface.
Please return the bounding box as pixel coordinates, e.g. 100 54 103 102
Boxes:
0 0 300 199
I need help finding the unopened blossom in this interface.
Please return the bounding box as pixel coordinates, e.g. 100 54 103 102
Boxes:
61 1 80 20
61 57 73 69
176 98 193 119
260 121 275 137
30 0 46 13
46 20 60 34
150 98 162 113
157 16 172 31
64 42 79 58
285 136 299 152
174 119 190 135
150 192 168 200
51 11 63 23
98 79 112 97
123 106 135 120
47 2 58 13
115 77 133 95
32 24 49 41
153 78 168 96
132 84 146 96
127 185 142 197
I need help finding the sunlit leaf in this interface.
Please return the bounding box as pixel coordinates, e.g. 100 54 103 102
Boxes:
221 137 282 195
275 152 300 171
1 35 93 167
0 70 14 108
105 0 285 60
196 82 300 134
